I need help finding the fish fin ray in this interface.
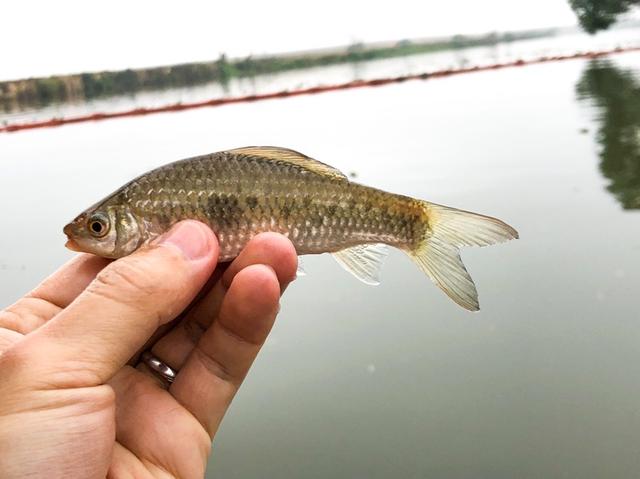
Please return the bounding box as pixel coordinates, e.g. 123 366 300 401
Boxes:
332 244 388 285
407 201 518 311
228 146 348 181
408 237 480 311
296 258 307 278
426 203 519 247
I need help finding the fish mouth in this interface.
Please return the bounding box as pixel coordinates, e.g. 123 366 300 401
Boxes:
63 223 82 252
65 238 82 252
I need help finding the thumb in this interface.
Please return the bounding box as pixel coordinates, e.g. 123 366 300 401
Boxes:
14 221 219 388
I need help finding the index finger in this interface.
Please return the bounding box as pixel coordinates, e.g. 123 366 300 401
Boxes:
30 254 112 309
0 254 110 335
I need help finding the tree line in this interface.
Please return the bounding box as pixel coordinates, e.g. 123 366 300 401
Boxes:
0 30 551 112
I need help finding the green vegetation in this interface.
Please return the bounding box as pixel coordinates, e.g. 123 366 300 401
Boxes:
0 29 554 112
576 61 640 209
569 0 639 33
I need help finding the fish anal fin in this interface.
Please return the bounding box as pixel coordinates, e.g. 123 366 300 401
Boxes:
332 244 388 285
228 146 348 181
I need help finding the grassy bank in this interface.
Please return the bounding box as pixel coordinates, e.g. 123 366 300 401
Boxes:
0 29 554 112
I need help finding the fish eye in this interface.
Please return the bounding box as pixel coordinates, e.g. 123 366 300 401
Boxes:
87 213 109 238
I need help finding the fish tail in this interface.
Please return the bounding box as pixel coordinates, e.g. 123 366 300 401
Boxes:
407 201 518 311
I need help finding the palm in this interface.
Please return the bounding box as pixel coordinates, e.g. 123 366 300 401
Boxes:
0 232 296 479
109 368 211 478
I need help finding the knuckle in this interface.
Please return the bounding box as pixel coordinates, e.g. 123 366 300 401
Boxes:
42 357 107 389
94 258 158 297
84 249 190 325
0 342 106 390
0 309 23 333
193 345 236 385
0 299 58 334
184 318 207 345
86 384 116 412
0 341 31 379
90 251 186 303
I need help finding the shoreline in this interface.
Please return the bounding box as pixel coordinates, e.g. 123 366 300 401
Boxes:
3 45 637 134
0 28 556 112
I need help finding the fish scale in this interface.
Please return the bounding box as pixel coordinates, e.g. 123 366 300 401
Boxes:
116 151 423 260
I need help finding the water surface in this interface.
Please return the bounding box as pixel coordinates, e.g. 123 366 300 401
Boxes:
1 39 640 479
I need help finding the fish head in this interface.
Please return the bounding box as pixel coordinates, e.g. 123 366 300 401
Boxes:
63 205 142 259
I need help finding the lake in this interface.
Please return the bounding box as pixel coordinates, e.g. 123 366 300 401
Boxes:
1 31 640 478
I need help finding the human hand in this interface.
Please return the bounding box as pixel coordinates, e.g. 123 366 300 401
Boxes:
0 221 297 478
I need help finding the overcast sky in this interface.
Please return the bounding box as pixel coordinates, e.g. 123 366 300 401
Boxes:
1 0 579 81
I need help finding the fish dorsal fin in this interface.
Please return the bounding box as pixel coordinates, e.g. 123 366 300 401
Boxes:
332 244 388 286
228 146 348 181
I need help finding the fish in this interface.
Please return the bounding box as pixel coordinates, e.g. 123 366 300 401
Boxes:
63 146 518 311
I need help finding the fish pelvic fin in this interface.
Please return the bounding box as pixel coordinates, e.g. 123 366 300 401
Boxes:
332 244 389 285
408 202 518 311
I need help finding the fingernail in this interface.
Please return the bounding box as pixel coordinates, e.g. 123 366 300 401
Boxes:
157 221 210 260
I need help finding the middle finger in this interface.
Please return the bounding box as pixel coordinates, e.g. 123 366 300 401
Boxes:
149 233 297 370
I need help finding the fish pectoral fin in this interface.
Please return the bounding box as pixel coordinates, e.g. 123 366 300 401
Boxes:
296 258 307 278
332 244 388 286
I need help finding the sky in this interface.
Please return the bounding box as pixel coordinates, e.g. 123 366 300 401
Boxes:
1 0 580 81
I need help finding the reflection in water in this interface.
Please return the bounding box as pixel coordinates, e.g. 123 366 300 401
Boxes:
577 61 640 209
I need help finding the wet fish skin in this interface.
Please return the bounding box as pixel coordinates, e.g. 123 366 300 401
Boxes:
64 146 518 310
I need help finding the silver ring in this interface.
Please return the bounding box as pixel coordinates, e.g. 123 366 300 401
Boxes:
141 351 177 384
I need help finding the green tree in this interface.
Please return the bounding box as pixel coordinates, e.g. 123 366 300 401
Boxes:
576 60 640 209
215 53 235 88
81 73 103 98
346 41 367 61
113 69 139 94
451 35 468 49
569 0 639 33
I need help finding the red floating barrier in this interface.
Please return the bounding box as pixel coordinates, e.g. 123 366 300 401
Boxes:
2 45 639 134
